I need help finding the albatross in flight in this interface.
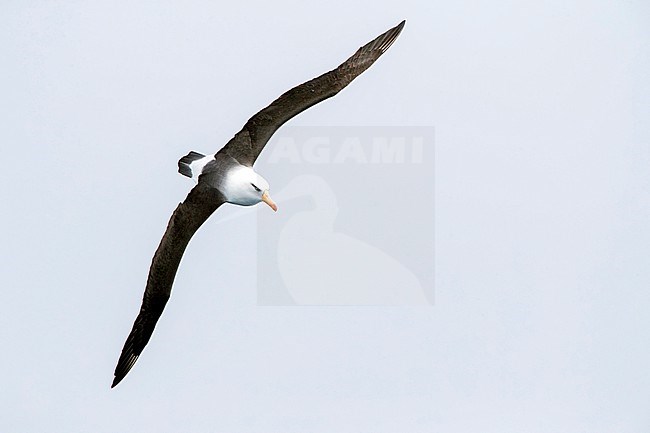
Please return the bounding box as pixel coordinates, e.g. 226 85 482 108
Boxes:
112 20 405 388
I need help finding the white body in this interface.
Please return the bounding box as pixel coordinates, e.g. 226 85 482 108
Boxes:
181 151 274 209
221 165 270 206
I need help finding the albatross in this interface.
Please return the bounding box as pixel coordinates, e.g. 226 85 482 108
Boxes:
111 20 406 388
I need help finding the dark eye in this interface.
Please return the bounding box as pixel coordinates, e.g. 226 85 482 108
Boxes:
251 183 261 192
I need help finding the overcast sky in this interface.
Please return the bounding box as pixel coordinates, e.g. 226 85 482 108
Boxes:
1 1 649 432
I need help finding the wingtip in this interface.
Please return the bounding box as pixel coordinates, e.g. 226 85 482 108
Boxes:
111 348 141 389
111 376 122 388
391 20 406 34
374 20 406 54
393 20 406 38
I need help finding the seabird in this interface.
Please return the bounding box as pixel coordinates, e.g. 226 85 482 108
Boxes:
112 20 406 388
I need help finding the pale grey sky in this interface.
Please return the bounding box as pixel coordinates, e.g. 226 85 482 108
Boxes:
1 1 649 432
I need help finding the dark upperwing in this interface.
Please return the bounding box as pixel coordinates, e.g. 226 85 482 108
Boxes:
220 20 405 166
112 183 224 388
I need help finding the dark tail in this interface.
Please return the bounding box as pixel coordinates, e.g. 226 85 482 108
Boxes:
178 151 205 178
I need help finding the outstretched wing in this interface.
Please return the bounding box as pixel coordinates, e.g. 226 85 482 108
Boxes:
112 182 225 388
221 20 405 166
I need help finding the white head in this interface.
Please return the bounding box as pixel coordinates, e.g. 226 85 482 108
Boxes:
222 166 277 211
